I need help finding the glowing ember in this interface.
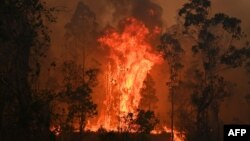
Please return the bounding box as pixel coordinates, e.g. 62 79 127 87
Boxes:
85 17 162 131
150 126 185 141
50 125 61 136
162 126 185 141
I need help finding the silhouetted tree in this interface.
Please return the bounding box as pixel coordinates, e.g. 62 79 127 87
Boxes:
139 74 158 111
135 109 159 134
0 0 55 140
61 60 84 87
120 109 159 134
158 31 184 141
51 61 98 137
120 112 136 132
64 1 98 70
65 1 98 43
178 0 250 140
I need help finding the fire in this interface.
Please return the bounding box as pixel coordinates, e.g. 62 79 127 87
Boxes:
85 17 162 131
50 17 185 141
162 126 185 141
50 125 61 136
151 126 185 141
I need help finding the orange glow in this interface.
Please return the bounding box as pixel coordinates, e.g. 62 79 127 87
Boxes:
162 126 185 141
153 26 162 34
85 17 162 131
50 125 61 136
148 9 156 16
49 17 184 141
150 126 185 141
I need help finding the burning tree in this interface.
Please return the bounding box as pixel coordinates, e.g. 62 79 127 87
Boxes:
87 17 162 131
135 109 159 134
119 109 159 134
51 61 98 135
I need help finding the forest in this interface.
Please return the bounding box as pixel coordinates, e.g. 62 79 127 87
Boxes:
0 0 249 141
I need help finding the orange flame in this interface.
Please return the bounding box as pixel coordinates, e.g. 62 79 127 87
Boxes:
151 126 185 141
50 125 61 136
85 17 162 131
50 17 185 141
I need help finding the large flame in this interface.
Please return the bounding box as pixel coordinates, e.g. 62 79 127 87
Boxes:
49 17 185 141
85 17 162 131
99 17 162 113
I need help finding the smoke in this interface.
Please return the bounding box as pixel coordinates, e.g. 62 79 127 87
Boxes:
40 0 170 122
41 0 250 128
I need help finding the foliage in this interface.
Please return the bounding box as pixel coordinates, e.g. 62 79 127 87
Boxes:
158 32 184 103
98 110 158 141
0 0 56 140
62 60 84 86
139 74 158 111
120 112 136 132
135 110 159 134
51 61 98 134
176 0 250 140
64 1 98 44
120 109 159 134
158 25 184 141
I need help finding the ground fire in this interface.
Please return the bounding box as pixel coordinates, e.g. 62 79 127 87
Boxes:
85 17 183 141
1 0 249 141
49 17 185 141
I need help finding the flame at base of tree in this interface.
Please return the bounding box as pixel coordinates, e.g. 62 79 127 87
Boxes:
50 17 185 141
85 17 162 131
151 126 186 141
